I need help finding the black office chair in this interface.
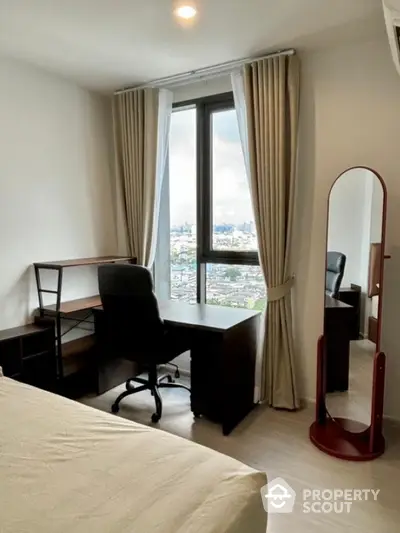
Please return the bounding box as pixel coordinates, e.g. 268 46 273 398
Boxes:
98 264 190 423
326 252 346 299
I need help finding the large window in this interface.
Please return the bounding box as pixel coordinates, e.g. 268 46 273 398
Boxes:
165 93 265 311
211 108 257 252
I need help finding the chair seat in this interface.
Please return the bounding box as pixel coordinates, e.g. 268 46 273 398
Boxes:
115 328 190 366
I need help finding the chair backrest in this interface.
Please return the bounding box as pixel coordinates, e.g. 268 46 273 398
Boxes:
326 252 346 299
98 264 164 358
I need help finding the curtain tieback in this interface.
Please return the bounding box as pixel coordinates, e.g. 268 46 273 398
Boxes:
267 276 295 302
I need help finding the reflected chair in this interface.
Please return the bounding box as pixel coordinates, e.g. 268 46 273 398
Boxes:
98 264 191 423
326 252 346 299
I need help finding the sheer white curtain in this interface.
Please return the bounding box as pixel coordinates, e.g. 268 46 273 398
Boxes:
231 69 263 404
112 88 173 268
231 70 250 177
150 89 173 267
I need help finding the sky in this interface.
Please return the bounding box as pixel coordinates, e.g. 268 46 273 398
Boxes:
169 106 255 226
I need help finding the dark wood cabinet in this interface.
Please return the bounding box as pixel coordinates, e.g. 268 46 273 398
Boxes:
0 324 56 391
324 295 354 392
338 285 361 340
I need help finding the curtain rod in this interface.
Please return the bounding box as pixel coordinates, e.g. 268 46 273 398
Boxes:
114 48 295 95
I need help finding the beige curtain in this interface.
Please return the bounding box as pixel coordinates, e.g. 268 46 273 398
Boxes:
243 55 300 409
112 89 171 267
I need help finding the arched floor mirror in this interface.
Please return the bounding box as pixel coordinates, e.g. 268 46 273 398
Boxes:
310 166 389 461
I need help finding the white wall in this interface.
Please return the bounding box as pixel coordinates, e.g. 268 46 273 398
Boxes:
362 175 384 335
0 56 116 330
370 178 384 244
327 168 368 288
173 75 232 103
293 36 400 420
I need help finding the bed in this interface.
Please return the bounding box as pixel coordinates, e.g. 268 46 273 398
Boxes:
0 375 267 533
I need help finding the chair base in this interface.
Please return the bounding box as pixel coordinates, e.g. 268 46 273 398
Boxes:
111 366 190 423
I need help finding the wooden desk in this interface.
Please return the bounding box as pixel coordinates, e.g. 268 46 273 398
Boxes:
324 295 354 393
93 301 260 436
34 256 133 269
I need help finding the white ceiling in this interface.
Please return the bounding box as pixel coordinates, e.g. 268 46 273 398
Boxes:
0 0 386 92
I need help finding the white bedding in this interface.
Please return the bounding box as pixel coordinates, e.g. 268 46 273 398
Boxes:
0 377 267 533
371 295 379 319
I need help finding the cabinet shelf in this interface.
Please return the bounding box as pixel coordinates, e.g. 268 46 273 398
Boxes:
0 324 56 391
22 350 53 362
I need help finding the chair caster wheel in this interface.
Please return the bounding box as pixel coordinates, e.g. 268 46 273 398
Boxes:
193 412 201 419
111 404 119 414
175 369 180 379
167 375 174 383
151 413 161 423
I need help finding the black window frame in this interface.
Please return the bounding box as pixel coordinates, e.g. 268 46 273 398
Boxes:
172 92 260 304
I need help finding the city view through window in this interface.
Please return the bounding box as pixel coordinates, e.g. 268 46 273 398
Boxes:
169 104 266 311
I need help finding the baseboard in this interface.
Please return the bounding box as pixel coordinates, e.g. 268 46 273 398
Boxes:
160 364 190 378
177 368 191 378
299 395 314 407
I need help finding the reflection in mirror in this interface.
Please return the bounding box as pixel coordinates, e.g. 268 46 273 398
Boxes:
324 168 384 427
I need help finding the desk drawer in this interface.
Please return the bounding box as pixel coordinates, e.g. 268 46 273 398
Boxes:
190 331 223 422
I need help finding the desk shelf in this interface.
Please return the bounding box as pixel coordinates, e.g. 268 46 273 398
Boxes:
34 256 136 379
34 256 132 269
42 296 102 315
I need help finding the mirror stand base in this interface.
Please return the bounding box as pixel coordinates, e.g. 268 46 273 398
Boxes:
310 418 385 461
310 335 386 461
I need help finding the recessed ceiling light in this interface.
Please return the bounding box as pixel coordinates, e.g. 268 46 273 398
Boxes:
175 5 197 19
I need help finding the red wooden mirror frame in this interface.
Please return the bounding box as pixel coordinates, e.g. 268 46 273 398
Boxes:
309 166 389 461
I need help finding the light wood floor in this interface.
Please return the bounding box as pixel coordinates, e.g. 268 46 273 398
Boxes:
82 374 400 533
326 339 375 424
